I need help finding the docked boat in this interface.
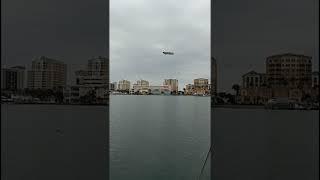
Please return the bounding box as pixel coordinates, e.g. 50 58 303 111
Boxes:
264 98 295 110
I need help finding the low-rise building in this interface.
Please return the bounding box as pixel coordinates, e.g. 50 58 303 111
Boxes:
240 71 271 104
71 56 109 104
149 85 171 95
240 87 272 104
63 86 80 104
132 80 149 94
242 71 267 88
64 85 108 104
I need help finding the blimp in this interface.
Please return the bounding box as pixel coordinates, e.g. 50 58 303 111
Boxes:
163 51 174 55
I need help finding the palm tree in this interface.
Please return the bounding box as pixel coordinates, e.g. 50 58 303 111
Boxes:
232 84 240 96
232 84 241 104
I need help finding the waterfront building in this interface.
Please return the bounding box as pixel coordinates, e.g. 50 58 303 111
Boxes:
266 53 312 88
27 56 67 89
1 66 26 90
76 56 108 86
73 56 109 104
163 79 178 94
118 80 131 92
240 70 291 104
240 53 314 104
63 84 109 104
242 71 267 88
110 82 117 91
184 84 194 95
266 53 313 101
63 86 80 103
133 80 149 94
194 78 209 95
211 57 218 95
240 86 272 104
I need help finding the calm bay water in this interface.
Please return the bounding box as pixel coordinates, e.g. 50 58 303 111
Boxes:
110 95 211 180
2 96 318 180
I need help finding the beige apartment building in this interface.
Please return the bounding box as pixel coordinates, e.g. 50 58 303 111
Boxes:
266 53 312 88
194 78 209 95
163 79 178 93
27 56 66 89
118 80 131 91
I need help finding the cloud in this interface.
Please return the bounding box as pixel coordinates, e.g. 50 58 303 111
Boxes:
110 0 210 89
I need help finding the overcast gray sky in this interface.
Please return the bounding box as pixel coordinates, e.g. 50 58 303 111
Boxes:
110 0 210 90
2 0 318 91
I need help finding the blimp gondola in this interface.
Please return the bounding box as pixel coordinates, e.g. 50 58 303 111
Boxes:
162 51 174 55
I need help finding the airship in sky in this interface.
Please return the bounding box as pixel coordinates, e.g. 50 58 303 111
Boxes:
162 51 174 55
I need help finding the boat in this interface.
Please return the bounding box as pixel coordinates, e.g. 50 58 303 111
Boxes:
265 98 295 110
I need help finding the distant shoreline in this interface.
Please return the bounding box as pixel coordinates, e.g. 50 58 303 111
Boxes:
2 103 318 110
